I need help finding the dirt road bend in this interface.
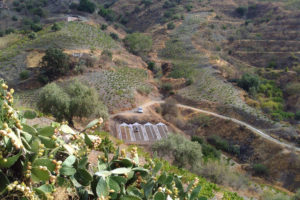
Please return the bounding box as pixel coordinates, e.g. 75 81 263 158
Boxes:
111 100 300 152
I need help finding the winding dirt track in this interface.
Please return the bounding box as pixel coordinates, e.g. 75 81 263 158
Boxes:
111 100 300 152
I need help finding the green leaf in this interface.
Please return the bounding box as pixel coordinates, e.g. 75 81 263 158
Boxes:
23 110 37 119
76 187 89 200
62 155 76 167
0 171 9 194
95 170 112 178
190 186 201 200
154 192 165 200
38 126 55 137
22 124 37 136
21 137 31 150
34 184 54 199
78 156 88 169
30 138 40 154
157 172 167 185
84 133 93 148
111 167 131 175
61 125 75 135
21 131 33 143
74 169 92 186
60 166 76 176
38 135 55 148
120 195 142 200
107 177 120 193
132 167 149 176
113 158 133 168
96 177 109 197
110 176 127 185
143 181 154 199
32 167 50 182
63 144 75 155
0 151 22 168
33 158 56 171
85 119 100 130
153 162 162 175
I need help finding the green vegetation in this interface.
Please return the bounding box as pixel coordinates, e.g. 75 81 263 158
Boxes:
252 163 269 176
0 22 116 63
124 33 152 55
40 47 70 80
192 136 220 160
167 22 176 30
152 134 202 170
19 70 30 80
0 79 218 200
98 6 116 22
77 0 96 13
51 23 61 32
37 81 108 124
207 135 240 156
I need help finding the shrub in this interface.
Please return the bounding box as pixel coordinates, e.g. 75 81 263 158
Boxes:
167 22 175 30
152 134 202 170
5 28 15 34
101 50 113 61
109 32 119 40
101 24 108 30
51 23 61 31
28 32 37 39
235 6 247 17
77 0 96 13
123 33 152 55
38 81 108 124
201 143 221 160
207 135 240 156
294 189 300 200
237 73 260 92
37 83 71 121
12 16 18 21
161 99 178 116
191 135 204 144
189 114 211 128
161 83 173 93
98 6 116 21
252 163 268 176
295 111 300 120
41 47 71 80
31 23 43 32
19 70 30 80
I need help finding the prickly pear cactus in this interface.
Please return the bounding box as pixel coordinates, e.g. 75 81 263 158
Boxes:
0 79 206 200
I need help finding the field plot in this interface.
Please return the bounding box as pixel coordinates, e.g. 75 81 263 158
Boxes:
117 122 168 144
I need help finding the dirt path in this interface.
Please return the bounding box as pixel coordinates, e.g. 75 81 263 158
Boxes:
110 100 300 152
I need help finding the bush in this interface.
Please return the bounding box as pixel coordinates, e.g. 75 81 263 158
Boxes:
191 135 204 144
19 70 30 80
101 24 108 30
123 32 152 55
161 99 178 116
31 23 43 32
41 47 71 80
295 111 300 120
98 6 116 21
201 143 221 160
152 134 202 170
109 32 119 40
207 135 240 156
38 81 108 124
235 6 247 17
77 0 96 13
167 22 175 30
161 83 173 93
237 73 260 92
51 23 61 31
252 163 268 176
28 32 37 39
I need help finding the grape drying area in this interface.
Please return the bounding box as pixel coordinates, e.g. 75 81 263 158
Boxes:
116 122 169 144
